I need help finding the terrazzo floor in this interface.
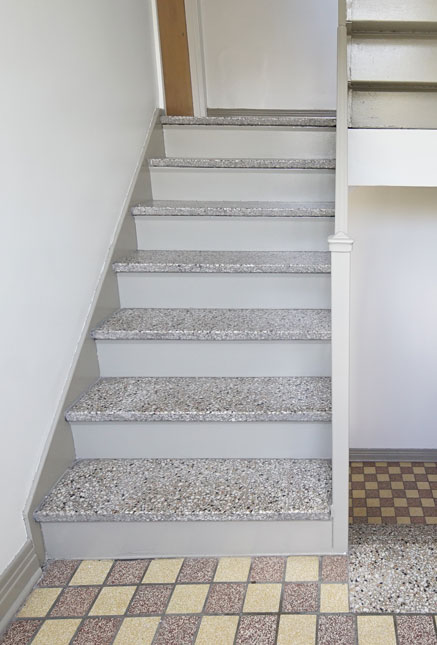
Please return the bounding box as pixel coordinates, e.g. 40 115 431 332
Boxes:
2 463 436 644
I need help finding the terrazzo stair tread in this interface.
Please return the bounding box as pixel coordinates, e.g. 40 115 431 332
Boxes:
34 458 332 522
92 308 331 341
65 376 332 423
160 115 336 127
131 200 335 217
113 250 331 274
148 157 336 169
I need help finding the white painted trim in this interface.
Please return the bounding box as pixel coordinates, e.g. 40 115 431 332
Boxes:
350 449 437 461
185 0 207 116
151 0 165 109
0 541 41 635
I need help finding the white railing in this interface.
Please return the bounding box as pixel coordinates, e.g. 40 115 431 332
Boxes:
329 0 353 553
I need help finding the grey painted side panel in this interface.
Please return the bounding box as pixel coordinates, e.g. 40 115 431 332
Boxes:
42 520 335 558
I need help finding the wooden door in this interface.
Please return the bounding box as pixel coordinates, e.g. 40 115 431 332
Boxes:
157 0 194 116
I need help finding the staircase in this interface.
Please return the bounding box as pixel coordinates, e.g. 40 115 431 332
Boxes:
34 114 341 558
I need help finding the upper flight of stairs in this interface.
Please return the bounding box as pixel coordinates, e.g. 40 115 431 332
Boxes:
35 114 338 557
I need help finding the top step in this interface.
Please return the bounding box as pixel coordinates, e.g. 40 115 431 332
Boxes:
161 116 336 128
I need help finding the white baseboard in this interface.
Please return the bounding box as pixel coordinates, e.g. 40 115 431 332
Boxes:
350 448 437 462
0 541 41 635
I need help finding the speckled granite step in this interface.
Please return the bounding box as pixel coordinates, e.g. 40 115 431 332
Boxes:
113 250 331 274
131 200 335 218
161 115 336 127
65 376 331 423
34 458 332 522
149 157 335 169
92 308 331 341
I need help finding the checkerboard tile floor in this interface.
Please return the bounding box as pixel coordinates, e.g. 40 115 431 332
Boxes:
349 461 437 525
2 556 437 644
2 463 436 643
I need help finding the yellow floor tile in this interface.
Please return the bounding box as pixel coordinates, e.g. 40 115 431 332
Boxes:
376 474 389 481
381 508 395 517
397 517 411 524
195 616 238 644
142 558 183 583
425 517 437 524
394 498 408 507
421 498 435 506
113 617 160 645
406 490 419 498
352 490 366 498
320 584 349 613
32 619 80 645
409 507 424 516
368 517 382 524
388 467 401 474
352 474 364 481
357 616 396 645
166 584 209 613
89 586 136 615
413 467 426 474
353 508 367 517
428 474 437 481
391 482 404 489
399 462 411 467
403 474 415 482
214 557 251 582
364 467 376 473
243 583 282 613
69 560 113 585
417 482 431 489
286 556 319 582
277 614 317 645
17 588 61 617
365 482 378 489
375 462 387 467
432 489 437 497
367 499 380 507
379 490 393 498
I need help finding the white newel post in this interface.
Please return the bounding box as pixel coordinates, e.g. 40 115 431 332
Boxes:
330 0 352 553
329 233 353 553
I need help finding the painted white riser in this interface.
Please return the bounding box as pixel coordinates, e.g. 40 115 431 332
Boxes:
96 340 331 377
163 125 336 159
150 167 335 202
117 274 331 309
351 37 437 84
73 421 331 460
41 520 334 559
135 216 334 251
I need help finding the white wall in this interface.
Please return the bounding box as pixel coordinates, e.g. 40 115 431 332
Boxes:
0 0 159 576
349 187 437 449
200 0 338 110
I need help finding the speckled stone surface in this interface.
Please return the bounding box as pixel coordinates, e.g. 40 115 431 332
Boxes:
34 458 332 522
131 200 335 218
160 115 336 127
349 525 437 613
65 376 332 423
148 157 335 169
92 308 331 341
113 250 331 274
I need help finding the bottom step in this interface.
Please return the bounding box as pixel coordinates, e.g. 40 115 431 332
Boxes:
35 459 333 557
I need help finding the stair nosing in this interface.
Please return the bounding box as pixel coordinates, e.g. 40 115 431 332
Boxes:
148 157 336 170
160 115 336 127
91 308 331 341
112 251 331 274
65 376 332 424
34 457 332 523
131 200 335 218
